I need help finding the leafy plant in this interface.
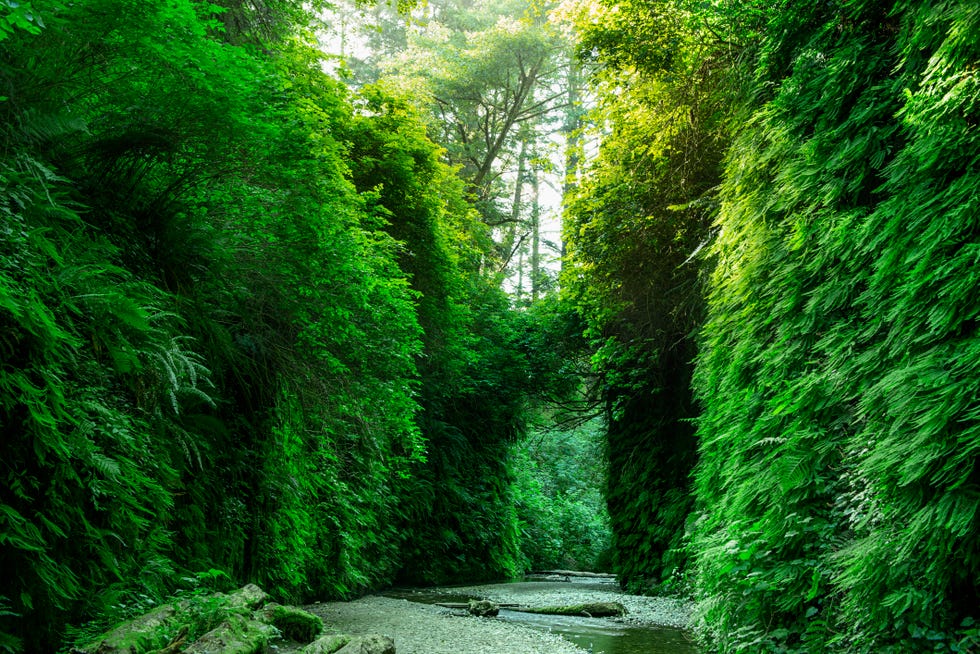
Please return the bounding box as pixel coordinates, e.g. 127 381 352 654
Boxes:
511 419 613 572
691 1 980 651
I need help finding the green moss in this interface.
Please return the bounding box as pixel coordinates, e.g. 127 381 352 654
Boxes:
79 605 177 654
182 615 275 654
266 605 323 643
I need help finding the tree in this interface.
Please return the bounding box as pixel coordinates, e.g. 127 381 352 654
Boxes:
559 0 735 591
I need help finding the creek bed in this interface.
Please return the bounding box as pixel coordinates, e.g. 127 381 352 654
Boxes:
385 579 700 654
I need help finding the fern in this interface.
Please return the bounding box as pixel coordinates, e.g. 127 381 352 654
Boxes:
692 2 980 651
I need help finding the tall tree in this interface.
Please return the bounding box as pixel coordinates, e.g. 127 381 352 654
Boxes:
560 0 736 590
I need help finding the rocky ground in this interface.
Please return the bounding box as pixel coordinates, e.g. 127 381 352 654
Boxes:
290 578 694 654
297 596 586 654
446 579 693 629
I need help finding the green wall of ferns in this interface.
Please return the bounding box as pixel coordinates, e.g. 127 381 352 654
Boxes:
0 1 541 650
692 1 980 651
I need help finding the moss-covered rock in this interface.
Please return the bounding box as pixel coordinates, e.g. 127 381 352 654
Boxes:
182 614 276 654
335 634 396 654
76 585 280 654
78 604 178 654
255 603 323 642
224 584 270 612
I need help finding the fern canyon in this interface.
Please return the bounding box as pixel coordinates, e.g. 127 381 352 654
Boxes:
1 1 979 653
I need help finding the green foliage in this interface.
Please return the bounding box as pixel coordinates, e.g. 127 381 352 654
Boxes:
511 419 613 571
394 284 536 584
0 0 497 649
560 0 734 592
378 4 566 219
0 0 47 43
692 1 980 651
0 147 190 650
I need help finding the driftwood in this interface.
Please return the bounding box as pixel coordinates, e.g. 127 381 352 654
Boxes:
436 600 626 618
509 601 626 618
436 602 520 610
530 570 617 579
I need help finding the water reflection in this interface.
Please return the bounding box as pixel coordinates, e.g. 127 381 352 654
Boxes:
497 608 698 654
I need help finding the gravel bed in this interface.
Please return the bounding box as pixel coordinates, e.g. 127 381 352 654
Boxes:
443 579 694 630
302 595 588 654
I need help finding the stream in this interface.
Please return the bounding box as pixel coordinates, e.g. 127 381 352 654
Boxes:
384 580 700 654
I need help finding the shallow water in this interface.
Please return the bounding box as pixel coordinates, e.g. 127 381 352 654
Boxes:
497 608 698 654
385 583 700 654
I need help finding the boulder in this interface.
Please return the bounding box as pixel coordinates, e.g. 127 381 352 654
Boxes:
77 604 178 653
255 603 323 642
182 614 277 654
74 585 334 654
303 634 352 654
224 584 270 612
466 600 499 617
334 634 396 654
74 584 278 654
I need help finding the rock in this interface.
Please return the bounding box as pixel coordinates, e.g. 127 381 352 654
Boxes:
74 584 327 654
182 614 277 654
255 603 323 642
334 635 396 654
77 604 178 653
467 600 499 617
303 634 352 654
224 584 271 611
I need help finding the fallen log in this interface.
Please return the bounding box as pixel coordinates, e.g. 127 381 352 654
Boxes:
434 602 521 610
436 600 627 618
507 602 627 618
530 570 617 579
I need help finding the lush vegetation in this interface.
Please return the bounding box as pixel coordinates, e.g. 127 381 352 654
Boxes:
4 0 980 652
692 2 980 651
563 0 980 651
0 0 568 650
560 0 737 593
512 418 612 572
